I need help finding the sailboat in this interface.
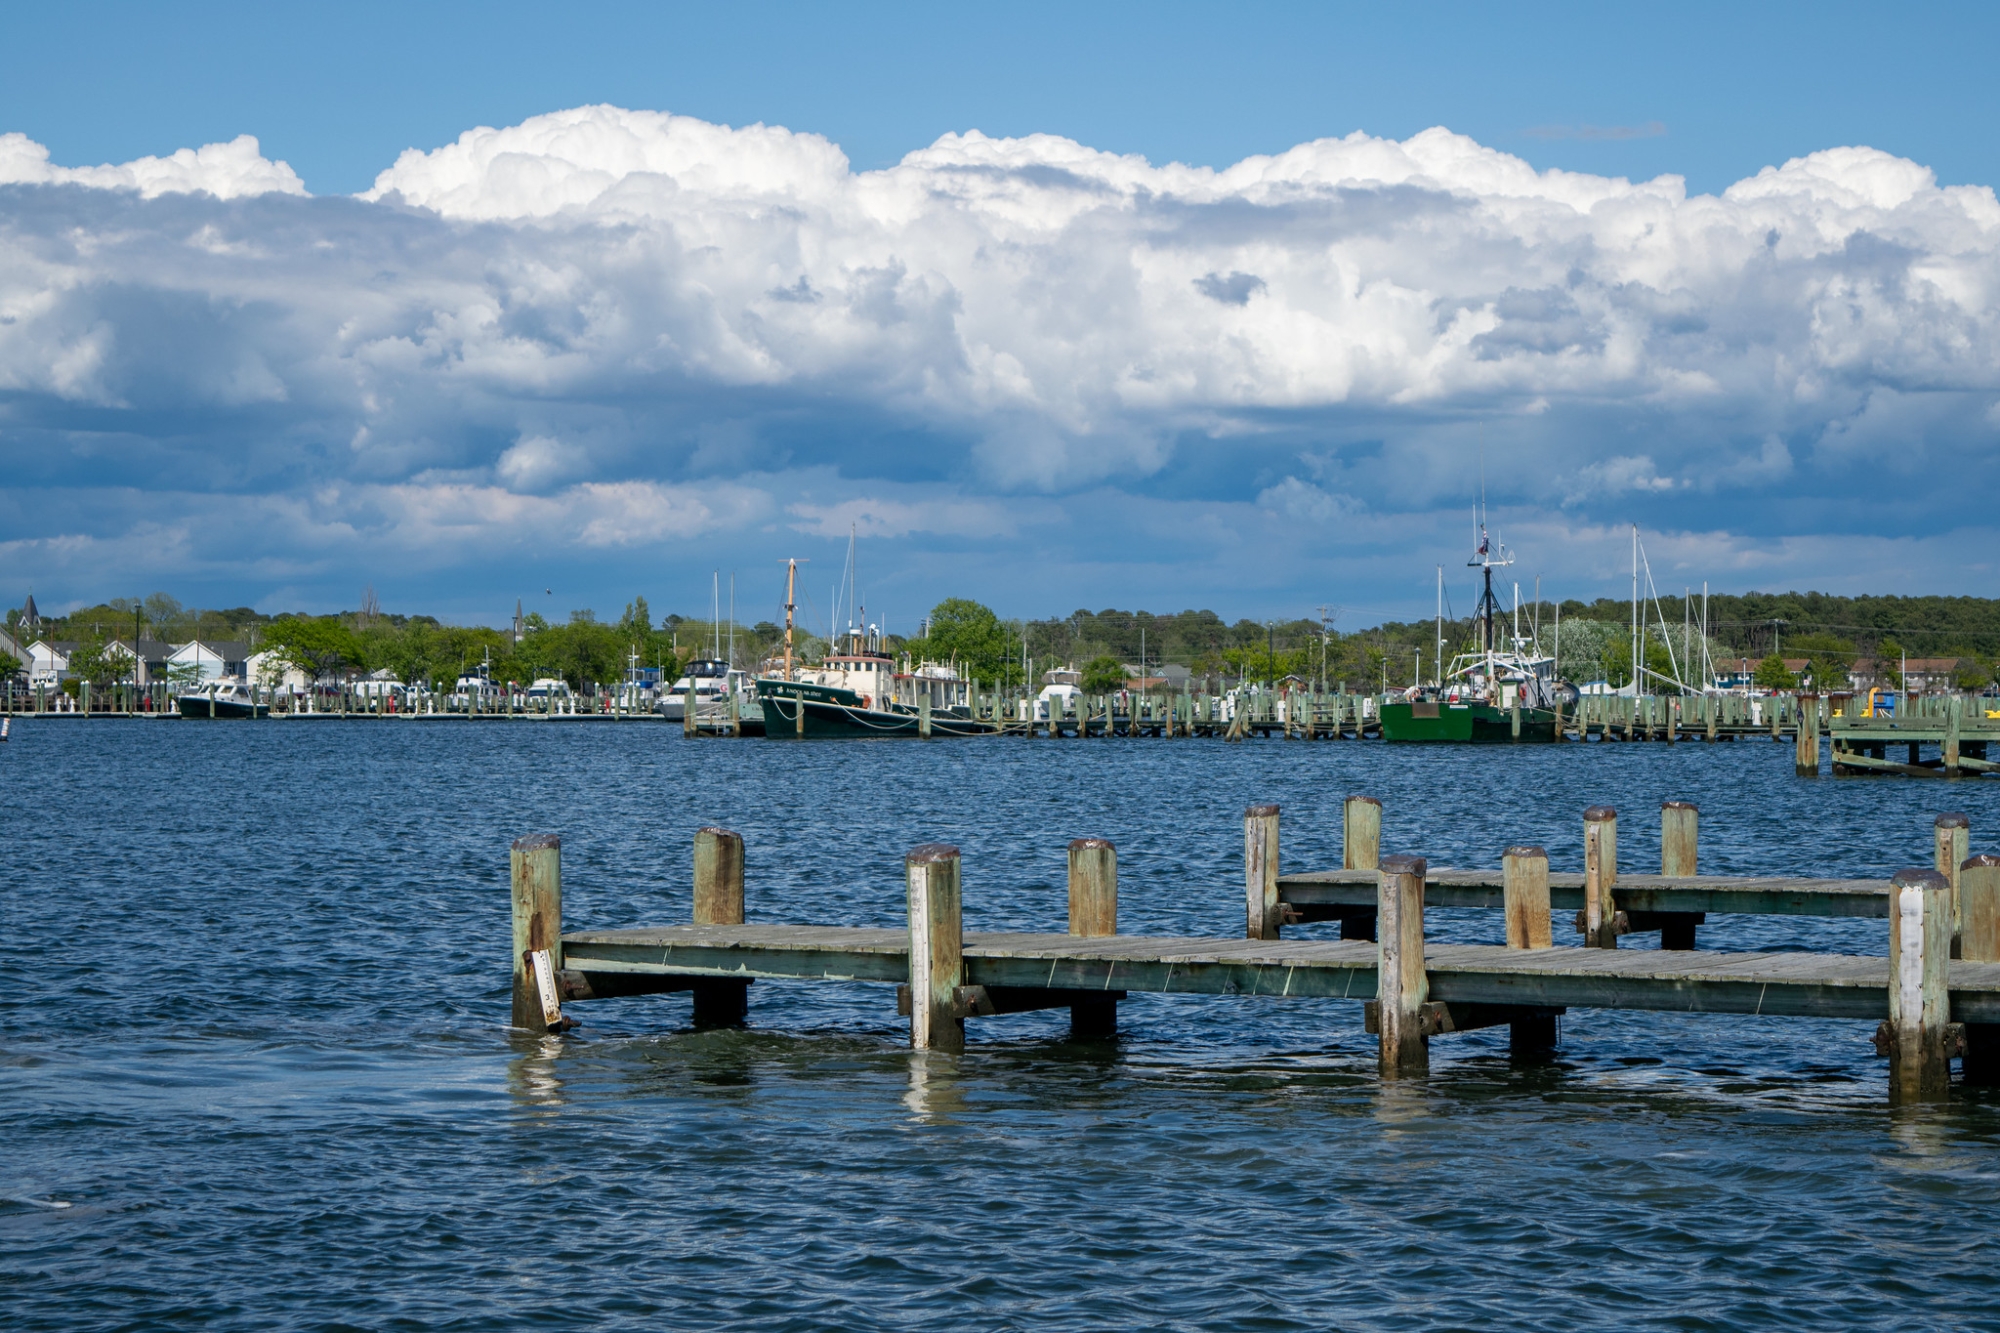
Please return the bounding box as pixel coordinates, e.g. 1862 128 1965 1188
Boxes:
755 535 998 738
1378 508 1570 742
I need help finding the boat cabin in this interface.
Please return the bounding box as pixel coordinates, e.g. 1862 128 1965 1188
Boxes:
811 650 897 710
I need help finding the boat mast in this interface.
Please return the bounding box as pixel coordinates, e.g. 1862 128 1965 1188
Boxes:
1434 566 1442 689
783 559 799 681
1630 525 1639 695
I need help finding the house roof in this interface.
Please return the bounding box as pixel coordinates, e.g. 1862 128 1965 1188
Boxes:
169 639 252 660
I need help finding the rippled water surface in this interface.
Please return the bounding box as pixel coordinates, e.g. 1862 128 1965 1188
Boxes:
8 720 2000 1330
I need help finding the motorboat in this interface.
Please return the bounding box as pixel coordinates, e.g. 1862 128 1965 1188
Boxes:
176 679 269 719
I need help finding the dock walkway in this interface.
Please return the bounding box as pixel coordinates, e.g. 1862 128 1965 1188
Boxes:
510 799 2000 1105
559 922 2000 1023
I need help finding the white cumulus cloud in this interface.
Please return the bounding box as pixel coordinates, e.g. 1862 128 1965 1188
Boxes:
5 104 2000 613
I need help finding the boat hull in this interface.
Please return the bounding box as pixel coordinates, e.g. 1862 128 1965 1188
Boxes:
1379 700 1555 743
176 696 269 719
757 681 996 738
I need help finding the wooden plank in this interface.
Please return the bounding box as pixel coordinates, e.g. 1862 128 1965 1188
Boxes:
557 924 2000 1022
1280 869 1892 917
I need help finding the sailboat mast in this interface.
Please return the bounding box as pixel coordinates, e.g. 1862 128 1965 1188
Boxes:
1630 525 1639 694
1434 566 1442 689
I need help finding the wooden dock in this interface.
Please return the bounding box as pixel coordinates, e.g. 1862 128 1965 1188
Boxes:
511 800 2000 1104
23 678 2000 778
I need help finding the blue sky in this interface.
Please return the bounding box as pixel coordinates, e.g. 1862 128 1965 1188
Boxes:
4 2 2000 630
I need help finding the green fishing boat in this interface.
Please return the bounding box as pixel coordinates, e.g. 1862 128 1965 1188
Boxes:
1378 697 1557 743
1379 512 1571 744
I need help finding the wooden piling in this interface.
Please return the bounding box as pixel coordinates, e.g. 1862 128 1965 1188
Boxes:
1244 804 1281 940
1338 795 1382 942
692 827 749 1025
1935 812 1969 955
1502 845 1552 949
906 844 964 1053
918 691 932 739
1945 694 1963 772
1794 694 1821 775
1376 854 1429 1078
1962 853 2000 1085
1658 801 1701 949
509 833 564 1033
1502 845 1557 1052
1886 867 1951 1104
1068 837 1118 1038
1582 806 1620 948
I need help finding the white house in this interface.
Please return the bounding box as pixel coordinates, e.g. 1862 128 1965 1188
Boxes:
247 648 310 694
168 639 251 683
27 639 75 687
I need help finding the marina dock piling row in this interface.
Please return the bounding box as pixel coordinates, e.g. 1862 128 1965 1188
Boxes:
906 844 965 1053
1244 804 1282 940
692 828 749 1026
509 833 564 1033
1886 868 1952 1104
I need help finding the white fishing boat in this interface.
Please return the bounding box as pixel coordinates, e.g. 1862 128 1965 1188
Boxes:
176 679 269 719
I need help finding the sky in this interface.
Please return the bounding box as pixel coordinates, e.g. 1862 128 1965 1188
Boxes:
4 1 2000 632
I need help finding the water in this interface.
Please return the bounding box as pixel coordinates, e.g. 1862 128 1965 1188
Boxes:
7 721 2000 1330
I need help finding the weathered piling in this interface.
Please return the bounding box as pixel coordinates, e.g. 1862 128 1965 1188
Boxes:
1582 806 1621 948
1375 854 1429 1078
1502 845 1558 1053
1244 803 1282 940
510 833 567 1033
1343 795 1382 871
1658 801 1702 950
1935 812 1969 953
1340 795 1382 941
918 692 932 739
1962 853 2000 1085
1884 867 1952 1104
1067 837 1119 1037
692 827 749 1025
1503 845 1552 950
906 844 965 1053
1795 694 1821 775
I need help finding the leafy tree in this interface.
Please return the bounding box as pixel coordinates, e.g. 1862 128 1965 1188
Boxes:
1753 654 1796 690
913 599 1012 682
263 617 365 682
1956 660 1993 691
1080 655 1127 694
1786 632 1856 691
